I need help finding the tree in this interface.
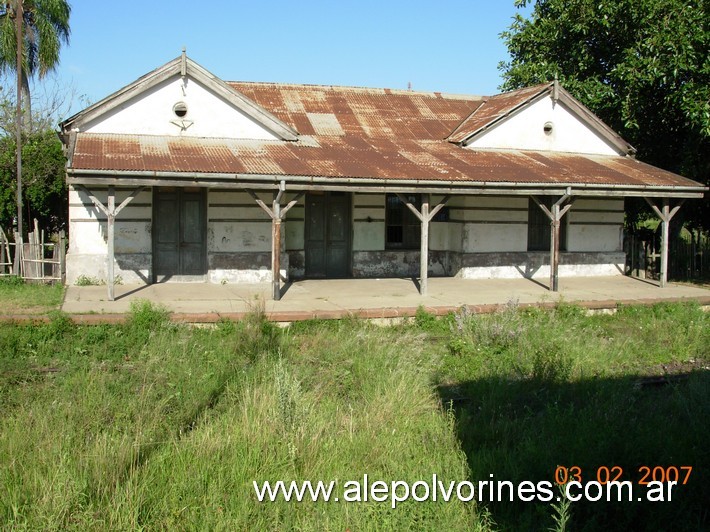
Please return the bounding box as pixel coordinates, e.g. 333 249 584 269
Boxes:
500 0 710 231
0 128 66 232
0 77 75 233
0 0 70 237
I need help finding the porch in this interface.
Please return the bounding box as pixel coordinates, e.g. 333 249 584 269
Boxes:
61 275 710 322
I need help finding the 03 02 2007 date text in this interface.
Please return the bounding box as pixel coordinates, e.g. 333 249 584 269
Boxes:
554 465 693 486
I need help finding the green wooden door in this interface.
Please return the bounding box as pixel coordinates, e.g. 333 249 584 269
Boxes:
305 192 351 278
153 188 206 280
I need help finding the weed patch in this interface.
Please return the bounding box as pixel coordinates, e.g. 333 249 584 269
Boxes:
436 302 709 530
0 302 706 530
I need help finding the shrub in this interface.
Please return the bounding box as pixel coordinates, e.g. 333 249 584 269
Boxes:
75 275 102 286
126 300 170 330
0 275 24 286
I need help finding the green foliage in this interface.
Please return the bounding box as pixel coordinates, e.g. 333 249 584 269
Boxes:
0 1 71 82
414 305 439 330
0 311 478 530
549 484 572 532
0 303 706 529
0 274 23 286
44 309 74 338
0 0 71 236
500 0 710 230
0 129 67 232
126 300 171 331
74 274 101 286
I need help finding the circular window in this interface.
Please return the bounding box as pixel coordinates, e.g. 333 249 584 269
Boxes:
173 102 188 118
543 121 554 135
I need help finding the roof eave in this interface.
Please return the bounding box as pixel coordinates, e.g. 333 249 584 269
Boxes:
65 168 708 199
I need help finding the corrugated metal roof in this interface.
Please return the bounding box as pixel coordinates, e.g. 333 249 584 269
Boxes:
67 81 705 191
70 133 702 188
229 82 481 140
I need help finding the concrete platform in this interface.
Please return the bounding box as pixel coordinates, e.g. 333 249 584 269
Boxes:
59 276 710 323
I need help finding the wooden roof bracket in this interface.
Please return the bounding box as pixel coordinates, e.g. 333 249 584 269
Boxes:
395 193 451 296
247 181 304 300
74 184 146 301
531 192 575 292
645 197 685 288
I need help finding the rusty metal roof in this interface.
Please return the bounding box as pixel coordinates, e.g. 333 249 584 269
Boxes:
67 82 705 192
70 133 702 189
229 82 482 140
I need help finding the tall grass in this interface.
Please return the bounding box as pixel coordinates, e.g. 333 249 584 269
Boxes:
437 301 709 531
0 302 480 530
1 300 706 530
0 302 256 528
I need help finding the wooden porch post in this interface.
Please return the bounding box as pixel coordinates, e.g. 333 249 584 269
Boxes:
645 197 684 288
660 200 669 288
271 190 283 301
59 230 66 284
75 185 146 301
550 201 561 292
396 193 450 296
420 195 430 296
249 183 304 301
107 186 116 301
531 194 574 292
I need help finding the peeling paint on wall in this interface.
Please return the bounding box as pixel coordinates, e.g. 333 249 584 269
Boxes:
352 250 452 278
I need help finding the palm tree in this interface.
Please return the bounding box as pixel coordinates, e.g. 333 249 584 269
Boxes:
0 0 70 238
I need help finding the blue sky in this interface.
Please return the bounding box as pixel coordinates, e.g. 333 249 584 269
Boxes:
56 1 531 112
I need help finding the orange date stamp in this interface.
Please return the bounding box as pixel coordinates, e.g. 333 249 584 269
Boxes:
554 465 693 486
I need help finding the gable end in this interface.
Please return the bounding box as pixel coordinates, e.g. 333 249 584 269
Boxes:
457 83 635 157
60 55 299 142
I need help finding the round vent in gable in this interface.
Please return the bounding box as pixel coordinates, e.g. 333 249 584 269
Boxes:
173 102 188 118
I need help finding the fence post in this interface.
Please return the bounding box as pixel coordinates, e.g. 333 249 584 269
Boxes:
60 230 66 284
13 232 20 275
40 228 45 281
13 232 23 277
0 231 5 275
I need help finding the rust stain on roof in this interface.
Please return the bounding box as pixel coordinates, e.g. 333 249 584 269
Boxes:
68 81 705 191
230 82 480 140
71 133 703 188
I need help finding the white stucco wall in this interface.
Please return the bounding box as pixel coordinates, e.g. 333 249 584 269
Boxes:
567 198 624 252
454 196 529 253
66 186 153 284
207 190 282 283
353 194 385 251
66 186 627 285
466 97 621 155
456 196 625 279
459 255 626 280
82 76 279 140
351 193 455 252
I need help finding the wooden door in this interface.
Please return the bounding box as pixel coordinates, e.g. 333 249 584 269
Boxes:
153 188 206 280
305 192 351 278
